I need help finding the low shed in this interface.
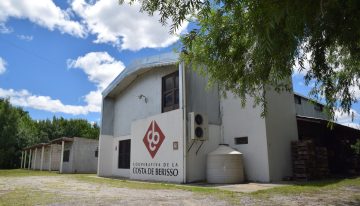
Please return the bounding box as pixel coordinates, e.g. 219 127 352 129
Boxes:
51 137 99 173
21 143 62 171
297 115 360 175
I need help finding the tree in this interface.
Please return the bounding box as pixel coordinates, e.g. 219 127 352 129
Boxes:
0 98 100 168
0 99 38 168
36 117 100 140
123 0 360 120
351 139 360 155
0 99 21 168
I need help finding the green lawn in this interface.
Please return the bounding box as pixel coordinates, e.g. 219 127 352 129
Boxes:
0 169 59 177
1 169 360 205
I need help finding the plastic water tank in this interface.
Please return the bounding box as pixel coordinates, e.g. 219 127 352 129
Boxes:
206 144 244 184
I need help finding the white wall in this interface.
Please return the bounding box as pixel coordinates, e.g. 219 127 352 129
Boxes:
186 125 221 182
112 135 131 178
265 90 299 181
61 143 74 173
31 148 42 170
98 135 113 176
99 66 179 178
50 144 62 171
130 109 184 183
221 93 271 182
42 147 50 170
72 137 98 173
113 66 177 137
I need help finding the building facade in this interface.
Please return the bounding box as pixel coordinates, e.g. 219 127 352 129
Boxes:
98 53 299 183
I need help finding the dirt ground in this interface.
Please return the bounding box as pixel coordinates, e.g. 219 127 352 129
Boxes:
0 175 230 206
1 174 360 206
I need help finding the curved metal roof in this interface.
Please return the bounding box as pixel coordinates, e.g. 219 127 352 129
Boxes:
102 52 179 98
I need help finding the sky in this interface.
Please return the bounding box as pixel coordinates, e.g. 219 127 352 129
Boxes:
0 0 359 128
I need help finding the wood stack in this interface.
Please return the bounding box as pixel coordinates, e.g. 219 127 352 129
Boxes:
291 140 329 180
314 147 330 178
291 140 316 180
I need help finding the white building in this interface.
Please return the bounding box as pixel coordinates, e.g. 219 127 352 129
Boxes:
21 137 98 174
51 137 99 173
21 143 62 171
98 53 299 183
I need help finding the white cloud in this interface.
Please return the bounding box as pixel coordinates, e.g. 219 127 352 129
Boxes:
0 23 12 33
17 34 33 41
0 0 86 37
0 57 6 74
0 88 94 115
335 108 360 129
350 85 360 99
70 0 188 50
67 51 125 110
0 0 188 50
67 52 124 90
293 49 311 76
0 52 124 115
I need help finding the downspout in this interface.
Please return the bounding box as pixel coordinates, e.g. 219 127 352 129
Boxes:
219 85 225 144
179 61 187 183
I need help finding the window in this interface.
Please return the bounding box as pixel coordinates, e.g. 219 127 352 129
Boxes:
162 71 179 112
314 104 323 112
294 95 301 104
234 137 248 145
63 150 70 162
95 147 98 158
118 140 131 169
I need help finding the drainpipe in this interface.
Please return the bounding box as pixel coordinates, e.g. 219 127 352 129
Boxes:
179 61 187 183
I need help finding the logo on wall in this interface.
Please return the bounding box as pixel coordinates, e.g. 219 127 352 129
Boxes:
143 120 165 158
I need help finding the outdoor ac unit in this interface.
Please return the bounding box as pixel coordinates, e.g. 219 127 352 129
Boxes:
189 112 208 141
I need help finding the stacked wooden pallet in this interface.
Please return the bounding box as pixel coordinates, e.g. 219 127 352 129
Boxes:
291 140 329 180
291 140 316 180
314 147 330 178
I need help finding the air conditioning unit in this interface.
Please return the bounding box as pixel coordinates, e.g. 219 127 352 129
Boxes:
189 112 208 141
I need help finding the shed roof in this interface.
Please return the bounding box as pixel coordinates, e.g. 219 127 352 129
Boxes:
102 52 179 98
297 115 360 132
294 92 325 106
23 143 50 150
50 137 74 144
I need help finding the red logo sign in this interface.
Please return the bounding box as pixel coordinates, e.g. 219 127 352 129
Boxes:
143 120 165 158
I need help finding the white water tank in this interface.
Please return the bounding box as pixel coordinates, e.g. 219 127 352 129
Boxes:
207 144 244 184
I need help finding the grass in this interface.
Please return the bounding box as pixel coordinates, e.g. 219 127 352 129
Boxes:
253 177 360 195
1 169 360 205
0 169 59 177
72 174 238 201
0 187 56 206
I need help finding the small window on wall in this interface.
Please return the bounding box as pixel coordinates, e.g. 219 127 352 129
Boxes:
118 140 131 169
234 137 248 145
294 95 301 104
162 71 179 113
314 104 324 112
63 150 70 162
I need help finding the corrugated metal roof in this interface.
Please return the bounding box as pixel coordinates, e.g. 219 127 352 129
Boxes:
293 92 325 106
102 52 179 98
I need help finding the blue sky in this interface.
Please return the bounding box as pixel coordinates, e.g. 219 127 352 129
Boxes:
0 0 359 127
